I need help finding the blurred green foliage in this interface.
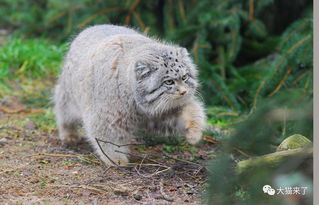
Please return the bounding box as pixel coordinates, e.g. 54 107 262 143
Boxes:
205 92 313 205
0 38 66 79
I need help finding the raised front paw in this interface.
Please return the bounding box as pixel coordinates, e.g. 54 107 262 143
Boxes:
185 129 202 145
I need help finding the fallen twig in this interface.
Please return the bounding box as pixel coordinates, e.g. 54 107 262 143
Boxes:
203 135 219 144
114 150 169 168
204 136 250 157
159 178 174 202
0 126 21 131
48 184 105 194
135 165 159 178
96 138 145 147
34 153 82 158
95 138 118 166
137 154 147 173
0 163 30 175
233 147 251 158
194 166 204 175
32 153 101 165
163 153 204 168
127 162 168 168
80 156 101 165
0 106 44 114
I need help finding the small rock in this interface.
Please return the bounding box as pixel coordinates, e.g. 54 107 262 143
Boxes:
184 151 193 158
6 136 13 140
277 134 312 151
30 179 39 184
114 190 129 196
152 193 164 200
133 194 142 201
24 121 36 130
21 171 33 176
0 138 8 145
149 187 157 192
82 190 93 197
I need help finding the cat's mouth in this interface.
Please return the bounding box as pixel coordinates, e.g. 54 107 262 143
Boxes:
173 91 192 100
174 93 189 99
136 91 193 116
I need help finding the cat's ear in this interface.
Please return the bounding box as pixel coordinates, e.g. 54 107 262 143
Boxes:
180 48 189 57
135 61 151 80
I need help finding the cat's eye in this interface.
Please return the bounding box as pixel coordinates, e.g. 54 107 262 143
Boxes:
182 75 188 81
164 80 174 85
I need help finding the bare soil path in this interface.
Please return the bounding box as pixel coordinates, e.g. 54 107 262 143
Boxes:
0 79 215 204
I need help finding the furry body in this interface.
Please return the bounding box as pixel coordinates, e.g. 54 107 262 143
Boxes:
54 25 206 165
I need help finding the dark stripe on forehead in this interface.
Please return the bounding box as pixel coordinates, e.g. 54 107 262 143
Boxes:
185 78 196 88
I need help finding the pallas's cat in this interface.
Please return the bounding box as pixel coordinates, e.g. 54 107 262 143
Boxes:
54 25 206 165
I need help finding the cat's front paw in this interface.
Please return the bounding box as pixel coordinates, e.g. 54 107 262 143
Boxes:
114 158 129 166
100 154 129 166
185 129 202 145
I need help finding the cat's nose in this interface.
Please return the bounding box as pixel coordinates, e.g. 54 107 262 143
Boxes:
180 90 187 95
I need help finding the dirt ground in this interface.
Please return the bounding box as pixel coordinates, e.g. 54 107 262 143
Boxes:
0 80 216 205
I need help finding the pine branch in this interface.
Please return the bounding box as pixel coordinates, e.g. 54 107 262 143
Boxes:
268 68 292 97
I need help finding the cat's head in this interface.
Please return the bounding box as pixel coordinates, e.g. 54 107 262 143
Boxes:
133 46 199 116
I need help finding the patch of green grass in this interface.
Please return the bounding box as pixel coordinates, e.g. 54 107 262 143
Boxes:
2 108 57 134
163 141 198 156
163 145 175 152
206 106 244 129
0 37 67 79
13 171 21 177
135 131 183 146
39 180 47 186
135 144 147 152
63 161 75 166
21 88 52 109
43 199 52 204
28 108 56 132
79 156 100 166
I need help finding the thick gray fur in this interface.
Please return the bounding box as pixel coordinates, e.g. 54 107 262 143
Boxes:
54 25 206 165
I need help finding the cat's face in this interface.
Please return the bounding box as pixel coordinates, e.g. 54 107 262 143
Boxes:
134 47 198 116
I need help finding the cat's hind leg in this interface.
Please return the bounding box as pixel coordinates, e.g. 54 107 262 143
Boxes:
83 113 130 166
54 85 82 145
